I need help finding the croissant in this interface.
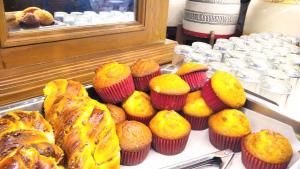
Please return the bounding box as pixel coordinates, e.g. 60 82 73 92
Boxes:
0 111 64 169
44 80 120 169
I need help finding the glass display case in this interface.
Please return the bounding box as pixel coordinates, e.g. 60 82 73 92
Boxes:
0 0 176 105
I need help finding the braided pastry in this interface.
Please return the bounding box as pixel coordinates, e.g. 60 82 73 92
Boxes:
0 111 64 169
44 80 120 169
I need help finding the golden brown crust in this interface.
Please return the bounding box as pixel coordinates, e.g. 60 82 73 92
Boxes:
94 62 131 89
106 104 126 124
183 91 213 117
117 121 152 151
131 59 160 77
208 109 251 137
45 93 120 169
149 74 190 95
0 111 64 169
149 110 191 139
244 130 293 164
176 62 208 75
33 9 54 26
122 91 155 118
211 71 246 108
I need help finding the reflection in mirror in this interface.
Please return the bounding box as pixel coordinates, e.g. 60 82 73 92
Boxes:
4 0 136 32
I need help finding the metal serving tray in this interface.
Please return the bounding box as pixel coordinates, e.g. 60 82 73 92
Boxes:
0 85 300 169
1 85 299 137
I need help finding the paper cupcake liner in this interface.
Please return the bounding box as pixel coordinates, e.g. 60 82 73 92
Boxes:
202 80 228 112
152 133 190 155
209 128 243 152
183 114 209 130
133 70 161 92
150 90 187 111
95 75 135 104
126 113 154 125
180 71 207 91
121 144 151 166
241 140 290 169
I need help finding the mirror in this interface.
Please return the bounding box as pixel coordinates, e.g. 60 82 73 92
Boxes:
4 0 136 33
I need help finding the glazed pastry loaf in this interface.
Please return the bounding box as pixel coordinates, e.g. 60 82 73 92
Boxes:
0 111 64 169
44 80 120 169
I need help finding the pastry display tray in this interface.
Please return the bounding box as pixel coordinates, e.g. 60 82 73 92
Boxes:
1 85 300 169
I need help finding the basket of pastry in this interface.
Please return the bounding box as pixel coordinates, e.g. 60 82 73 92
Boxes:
0 60 299 169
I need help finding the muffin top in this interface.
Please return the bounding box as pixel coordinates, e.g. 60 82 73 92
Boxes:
117 121 152 151
211 71 246 108
209 109 251 137
94 62 131 89
131 59 160 77
149 110 191 139
122 91 155 117
176 62 208 75
106 104 126 124
244 130 293 164
149 74 190 95
183 91 213 117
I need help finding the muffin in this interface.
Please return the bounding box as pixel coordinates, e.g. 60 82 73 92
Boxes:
117 121 152 165
176 62 208 91
33 9 54 26
93 62 135 104
202 71 246 112
122 91 155 124
149 110 191 155
149 74 190 111
106 104 126 124
242 130 293 169
208 109 251 152
183 91 213 130
131 59 161 91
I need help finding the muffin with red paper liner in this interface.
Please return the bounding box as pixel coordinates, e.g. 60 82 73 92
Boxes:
93 62 135 104
242 130 293 169
149 110 191 155
122 91 156 124
176 62 208 91
131 59 161 92
202 71 246 112
208 109 251 152
183 91 213 130
149 74 190 111
106 104 126 124
117 121 152 166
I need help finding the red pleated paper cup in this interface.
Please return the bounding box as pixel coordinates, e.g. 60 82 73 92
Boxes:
180 71 207 91
133 70 161 92
202 80 228 112
241 140 290 169
183 114 209 130
152 133 190 155
150 90 188 111
121 144 151 166
95 75 135 104
126 114 154 125
209 128 244 152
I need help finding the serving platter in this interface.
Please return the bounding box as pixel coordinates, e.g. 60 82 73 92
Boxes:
0 85 300 169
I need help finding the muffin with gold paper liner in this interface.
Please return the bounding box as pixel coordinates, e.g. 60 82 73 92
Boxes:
149 110 191 155
149 74 190 111
117 121 152 166
131 59 161 91
122 91 155 124
242 130 293 169
202 71 246 112
93 62 135 103
176 62 208 91
208 109 251 152
183 91 213 130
